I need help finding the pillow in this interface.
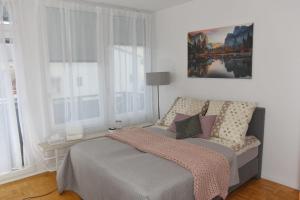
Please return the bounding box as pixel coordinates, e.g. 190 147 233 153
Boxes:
199 115 217 139
175 114 202 139
206 100 225 116
169 113 216 139
168 113 191 132
157 97 209 127
207 100 256 145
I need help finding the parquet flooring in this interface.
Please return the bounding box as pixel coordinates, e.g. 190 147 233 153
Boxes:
0 172 298 200
227 178 299 200
0 172 79 200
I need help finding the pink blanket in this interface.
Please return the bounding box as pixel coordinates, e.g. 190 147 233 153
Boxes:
106 128 230 200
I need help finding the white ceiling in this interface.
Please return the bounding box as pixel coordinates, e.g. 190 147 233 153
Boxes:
84 0 192 12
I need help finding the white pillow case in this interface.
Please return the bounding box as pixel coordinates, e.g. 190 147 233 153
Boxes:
157 97 209 127
207 100 256 146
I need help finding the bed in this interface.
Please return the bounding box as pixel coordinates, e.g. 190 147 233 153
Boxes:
57 107 265 200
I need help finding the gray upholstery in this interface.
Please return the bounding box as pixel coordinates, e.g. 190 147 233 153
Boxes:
229 107 265 192
246 107 265 178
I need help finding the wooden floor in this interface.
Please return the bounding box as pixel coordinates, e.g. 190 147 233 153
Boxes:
0 172 298 200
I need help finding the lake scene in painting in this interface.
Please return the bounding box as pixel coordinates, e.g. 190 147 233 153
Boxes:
188 23 253 78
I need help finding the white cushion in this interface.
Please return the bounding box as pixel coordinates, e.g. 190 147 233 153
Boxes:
157 97 209 127
208 100 256 146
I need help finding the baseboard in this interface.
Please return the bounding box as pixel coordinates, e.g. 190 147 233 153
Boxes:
0 165 46 185
261 175 300 190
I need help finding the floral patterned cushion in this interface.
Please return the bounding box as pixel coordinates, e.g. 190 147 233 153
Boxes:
206 100 225 116
207 100 256 146
157 97 209 127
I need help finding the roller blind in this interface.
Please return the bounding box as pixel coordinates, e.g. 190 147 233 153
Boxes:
47 7 97 62
113 15 145 46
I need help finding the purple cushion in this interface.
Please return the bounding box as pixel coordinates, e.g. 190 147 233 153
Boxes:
199 115 217 139
168 113 217 139
168 113 190 132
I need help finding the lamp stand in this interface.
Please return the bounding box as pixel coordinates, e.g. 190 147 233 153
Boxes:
157 85 160 119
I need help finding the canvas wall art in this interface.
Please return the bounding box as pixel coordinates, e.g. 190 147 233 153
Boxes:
188 23 253 79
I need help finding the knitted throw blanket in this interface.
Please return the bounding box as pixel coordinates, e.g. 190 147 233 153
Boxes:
106 128 230 200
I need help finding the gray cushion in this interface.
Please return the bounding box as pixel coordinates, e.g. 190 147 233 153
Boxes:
175 114 202 139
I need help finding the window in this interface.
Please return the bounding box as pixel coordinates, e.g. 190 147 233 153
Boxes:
45 4 152 134
46 7 101 127
112 15 149 119
114 45 146 115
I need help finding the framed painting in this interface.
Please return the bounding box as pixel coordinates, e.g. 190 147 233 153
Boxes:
188 23 253 79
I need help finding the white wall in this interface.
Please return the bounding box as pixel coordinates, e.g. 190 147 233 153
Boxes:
153 0 300 189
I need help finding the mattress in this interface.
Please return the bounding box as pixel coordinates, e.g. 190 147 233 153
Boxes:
236 143 258 168
209 135 261 168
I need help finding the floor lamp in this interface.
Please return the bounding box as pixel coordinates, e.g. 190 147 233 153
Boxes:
146 72 170 119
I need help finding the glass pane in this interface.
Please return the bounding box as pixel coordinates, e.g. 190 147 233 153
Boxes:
114 45 146 114
0 2 10 24
137 47 145 92
78 95 100 120
9 64 16 95
0 38 15 96
53 98 71 124
2 5 9 23
49 62 101 124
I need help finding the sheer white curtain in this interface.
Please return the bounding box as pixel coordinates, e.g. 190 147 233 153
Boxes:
0 43 22 175
43 3 102 140
0 0 22 174
110 9 153 125
43 1 153 140
7 0 52 171
0 0 153 174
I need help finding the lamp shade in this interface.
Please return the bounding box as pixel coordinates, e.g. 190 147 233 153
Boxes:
146 72 170 86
